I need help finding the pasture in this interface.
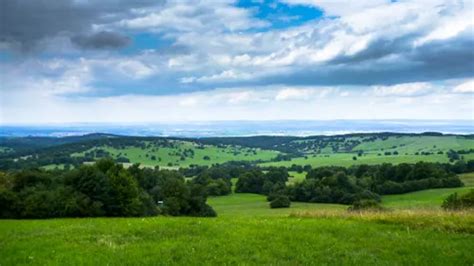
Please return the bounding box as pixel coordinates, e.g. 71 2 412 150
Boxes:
1 197 473 265
74 140 279 168
262 135 474 168
1 176 473 265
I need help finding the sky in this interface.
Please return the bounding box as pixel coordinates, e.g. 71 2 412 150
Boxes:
0 0 473 124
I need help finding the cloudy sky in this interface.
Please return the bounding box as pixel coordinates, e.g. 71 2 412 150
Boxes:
0 0 473 124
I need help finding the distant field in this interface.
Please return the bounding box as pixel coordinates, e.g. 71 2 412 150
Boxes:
381 187 473 209
287 171 306 184
0 147 12 154
74 140 279 167
261 153 449 168
208 193 345 217
5 133 473 170
460 172 474 187
352 136 474 154
262 135 474 168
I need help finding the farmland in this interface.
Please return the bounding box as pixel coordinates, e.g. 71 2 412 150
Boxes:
1 133 473 170
261 135 474 168
72 140 279 168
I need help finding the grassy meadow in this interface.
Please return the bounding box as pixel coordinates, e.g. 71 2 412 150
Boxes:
1 177 473 265
262 135 474 168
73 141 279 168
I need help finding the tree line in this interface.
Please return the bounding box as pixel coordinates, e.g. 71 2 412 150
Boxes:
0 159 216 219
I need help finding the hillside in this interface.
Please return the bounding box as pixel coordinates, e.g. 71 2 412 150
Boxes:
1 132 473 170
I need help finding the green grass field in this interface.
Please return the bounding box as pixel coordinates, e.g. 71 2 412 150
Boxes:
1 182 474 265
262 135 474 168
60 135 474 169
261 153 450 168
1 209 472 265
74 141 279 168
352 136 474 154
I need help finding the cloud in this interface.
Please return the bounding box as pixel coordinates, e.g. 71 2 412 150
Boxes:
372 83 433 97
282 0 390 16
275 88 315 101
0 0 162 51
2 85 473 124
453 80 474 94
118 1 268 33
71 31 131 50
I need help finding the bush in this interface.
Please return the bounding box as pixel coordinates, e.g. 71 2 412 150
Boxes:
348 199 385 212
442 190 474 210
270 195 291 208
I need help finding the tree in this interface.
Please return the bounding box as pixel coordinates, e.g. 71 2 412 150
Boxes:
442 190 474 210
348 199 384 212
270 195 291 208
235 170 265 194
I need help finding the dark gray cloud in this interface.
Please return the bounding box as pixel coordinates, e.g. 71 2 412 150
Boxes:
0 0 163 50
235 30 474 87
71 31 131 50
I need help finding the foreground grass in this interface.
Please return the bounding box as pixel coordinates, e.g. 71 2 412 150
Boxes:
2 179 474 265
291 209 474 234
1 213 473 265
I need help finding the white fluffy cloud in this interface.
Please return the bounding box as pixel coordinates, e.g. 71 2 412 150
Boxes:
2 84 473 124
373 83 434 97
453 80 474 94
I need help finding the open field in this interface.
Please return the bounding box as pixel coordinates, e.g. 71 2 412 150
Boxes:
261 153 450 167
261 135 474 168
73 141 279 168
287 171 306 184
352 136 474 154
382 187 474 209
1 209 473 265
3 133 473 170
208 193 345 217
1 176 473 265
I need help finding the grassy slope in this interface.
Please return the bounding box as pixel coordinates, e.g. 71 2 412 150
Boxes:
353 136 474 153
45 135 474 169
261 153 449 168
381 172 474 209
1 215 473 265
207 193 345 217
1 186 473 265
75 141 279 168
261 135 474 168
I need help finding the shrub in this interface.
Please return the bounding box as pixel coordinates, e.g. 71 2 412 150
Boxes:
270 195 291 208
348 199 385 212
442 190 474 210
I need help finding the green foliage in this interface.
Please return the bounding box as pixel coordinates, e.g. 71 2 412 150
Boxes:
348 199 385 212
270 195 291 208
442 190 474 210
0 159 215 218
